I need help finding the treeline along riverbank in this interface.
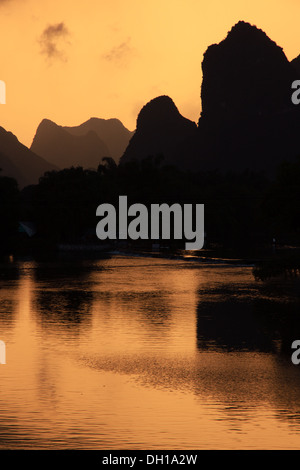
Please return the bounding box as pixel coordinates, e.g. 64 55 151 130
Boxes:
0 154 299 272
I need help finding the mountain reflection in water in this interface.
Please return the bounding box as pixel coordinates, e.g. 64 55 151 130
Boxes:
0 253 300 449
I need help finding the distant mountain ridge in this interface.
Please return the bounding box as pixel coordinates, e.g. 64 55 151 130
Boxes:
31 117 134 170
0 126 58 188
30 119 112 170
63 117 134 162
0 115 134 189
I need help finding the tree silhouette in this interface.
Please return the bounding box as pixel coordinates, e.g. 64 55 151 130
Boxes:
0 169 19 253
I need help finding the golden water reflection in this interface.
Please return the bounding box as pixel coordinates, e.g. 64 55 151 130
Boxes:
0 254 300 449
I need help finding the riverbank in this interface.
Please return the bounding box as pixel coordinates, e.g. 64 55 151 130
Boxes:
2 236 300 277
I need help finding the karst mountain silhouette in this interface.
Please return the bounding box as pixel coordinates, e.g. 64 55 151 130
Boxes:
1 20 300 187
121 21 300 177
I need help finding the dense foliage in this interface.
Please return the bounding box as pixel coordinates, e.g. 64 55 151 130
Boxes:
1 155 300 253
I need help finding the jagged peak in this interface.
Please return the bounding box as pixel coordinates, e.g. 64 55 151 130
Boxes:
228 21 267 37
38 118 58 128
204 20 283 59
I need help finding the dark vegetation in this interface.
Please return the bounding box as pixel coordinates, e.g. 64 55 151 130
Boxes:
0 169 19 253
0 154 299 267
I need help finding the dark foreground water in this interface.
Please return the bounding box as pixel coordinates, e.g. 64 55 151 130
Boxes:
0 252 300 449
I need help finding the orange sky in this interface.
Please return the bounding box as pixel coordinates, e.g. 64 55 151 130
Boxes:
0 0 300 148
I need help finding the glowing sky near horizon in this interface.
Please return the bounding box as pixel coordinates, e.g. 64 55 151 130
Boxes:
0 0 300 147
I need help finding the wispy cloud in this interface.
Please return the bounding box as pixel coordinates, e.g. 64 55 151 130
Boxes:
38 22 71 62
0 0 26 6
102 37 135 67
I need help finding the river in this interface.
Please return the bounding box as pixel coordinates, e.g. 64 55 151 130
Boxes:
0 252 300 449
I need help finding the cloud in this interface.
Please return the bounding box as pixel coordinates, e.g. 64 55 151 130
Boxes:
0 0 26 6
102 37 135 67
39 22 70 62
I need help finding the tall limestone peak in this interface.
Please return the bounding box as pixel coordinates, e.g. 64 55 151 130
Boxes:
120 95 197 167
200 21 294 123
136 95 190 129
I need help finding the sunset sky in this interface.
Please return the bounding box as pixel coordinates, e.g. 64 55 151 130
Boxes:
1 0 300 148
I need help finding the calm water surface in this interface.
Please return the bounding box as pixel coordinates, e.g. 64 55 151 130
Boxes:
0 253 300 449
